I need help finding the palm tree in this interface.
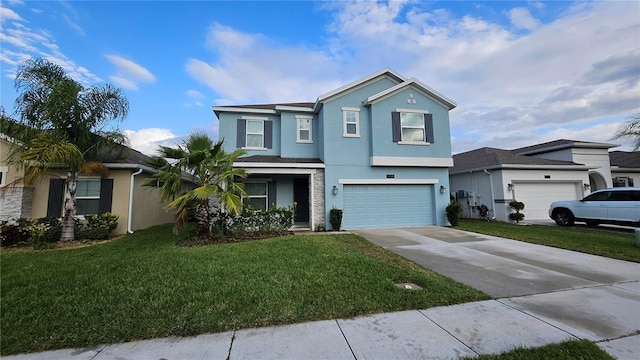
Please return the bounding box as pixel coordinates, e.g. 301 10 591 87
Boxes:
144 132 247 234
8 58 129 241
614 113 640 151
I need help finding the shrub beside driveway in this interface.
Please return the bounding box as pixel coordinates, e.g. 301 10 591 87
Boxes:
456 219 639 263
0 224 489 356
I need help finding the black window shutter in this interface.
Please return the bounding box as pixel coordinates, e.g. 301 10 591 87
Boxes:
264 121 273 149
98 179 114 215
391 112 401 142
237 119 246 147
268 181 276 209
424 113 434 143
47 179 65 217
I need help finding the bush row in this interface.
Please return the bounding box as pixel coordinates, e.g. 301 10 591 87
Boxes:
0 213 119 248
207 205 295 240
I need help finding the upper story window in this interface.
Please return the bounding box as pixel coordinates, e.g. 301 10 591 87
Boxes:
296 115 313 143
392 110 434 145
76 179 101 215
342 107 360 137
246 120 264 148
237 117 272 150
613 177 634 187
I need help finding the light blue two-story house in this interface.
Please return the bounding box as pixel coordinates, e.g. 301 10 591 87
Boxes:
213 68 456 230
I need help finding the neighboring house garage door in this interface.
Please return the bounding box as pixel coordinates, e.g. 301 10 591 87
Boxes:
342 184 434 229
514 182 581 220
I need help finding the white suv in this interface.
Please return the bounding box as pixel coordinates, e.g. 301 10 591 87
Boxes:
549 187 640 227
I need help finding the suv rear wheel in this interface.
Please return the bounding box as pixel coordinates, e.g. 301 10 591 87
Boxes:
554 209 575 226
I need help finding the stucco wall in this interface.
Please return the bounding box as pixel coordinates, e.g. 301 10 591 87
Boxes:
130 172 176 232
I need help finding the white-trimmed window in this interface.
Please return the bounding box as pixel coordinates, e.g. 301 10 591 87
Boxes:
392 109 434 144
246 120 264 148
244 182 268 210
343 107 360 137
0 166 7 187
296 115 313 143
76 179 101 215
401 112 426 142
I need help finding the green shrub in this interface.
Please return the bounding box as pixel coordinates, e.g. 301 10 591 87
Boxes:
33 217 61 243
77 213 119 240
329 208 343 231
209 205 295 240
509 201 525 223
0 219 31 247
446 201 462 227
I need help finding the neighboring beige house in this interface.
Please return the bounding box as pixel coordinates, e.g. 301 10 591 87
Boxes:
0 133 178 235
450 139 640 222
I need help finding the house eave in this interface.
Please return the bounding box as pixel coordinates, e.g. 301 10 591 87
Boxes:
611 167 640 173
213 106 277 118
515 141 618 156
450 164 595 175
233 162 325 169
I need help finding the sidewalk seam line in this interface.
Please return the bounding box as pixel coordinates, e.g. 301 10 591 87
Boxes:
417 309 479 356
89 345 108 359
226 330 236 360
334 319 358 359
496 299 581 340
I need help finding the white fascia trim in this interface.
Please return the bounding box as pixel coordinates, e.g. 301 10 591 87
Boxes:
317 68 406 103
234 162 325 169
295 115 313 119
244 168 318 175
104 163 157 172
241 115 269 120
365 79 457 110
339 178 439 185
370 156 454 167
342 107 360 112
212 107 276 115
395 108 429 114
276 106 314 112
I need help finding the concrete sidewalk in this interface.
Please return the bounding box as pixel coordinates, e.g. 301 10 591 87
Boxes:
4 283 639 359
5 227 640 359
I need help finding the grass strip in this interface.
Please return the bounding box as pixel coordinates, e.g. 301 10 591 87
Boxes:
463 339 614 360
456 219 639 262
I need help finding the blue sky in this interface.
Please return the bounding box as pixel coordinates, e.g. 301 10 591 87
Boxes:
1 0 638 155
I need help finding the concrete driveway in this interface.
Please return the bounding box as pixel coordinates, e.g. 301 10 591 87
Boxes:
353 226 640 298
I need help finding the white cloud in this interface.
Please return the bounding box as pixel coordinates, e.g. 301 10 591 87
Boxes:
124 128 179 155
0 5 101 84
62 14 84 36
188 1 638 152
0 6 23 22
184 90 205 107
507 7 540 30
105 54 156 91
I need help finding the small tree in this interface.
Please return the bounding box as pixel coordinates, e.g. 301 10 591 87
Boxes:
445 201 462 227
329 208 343 231
509 201 525 223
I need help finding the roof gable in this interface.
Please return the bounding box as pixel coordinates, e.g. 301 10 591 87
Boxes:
315 68 406 105
364 78 457 110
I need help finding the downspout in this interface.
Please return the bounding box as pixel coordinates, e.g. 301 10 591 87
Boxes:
127 168 144 234
483 169 495 219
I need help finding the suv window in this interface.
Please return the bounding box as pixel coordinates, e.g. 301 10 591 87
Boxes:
583 192 611 201
609 191 632 201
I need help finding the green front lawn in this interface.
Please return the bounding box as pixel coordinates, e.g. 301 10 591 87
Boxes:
465 339 614 360
0 224 489 355
457 219 639 262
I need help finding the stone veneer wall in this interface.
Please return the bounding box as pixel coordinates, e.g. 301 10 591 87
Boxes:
313 169 325 228
0 186 33 221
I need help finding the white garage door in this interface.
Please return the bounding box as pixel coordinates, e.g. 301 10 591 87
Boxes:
342 184 434 229
514 182 581 220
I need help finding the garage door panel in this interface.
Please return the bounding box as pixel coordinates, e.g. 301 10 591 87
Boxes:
343 184 434 229
514 182 580 220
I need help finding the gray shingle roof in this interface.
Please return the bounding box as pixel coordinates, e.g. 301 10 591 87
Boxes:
609 151 640 168
513 139 616 155
452 147 580 173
